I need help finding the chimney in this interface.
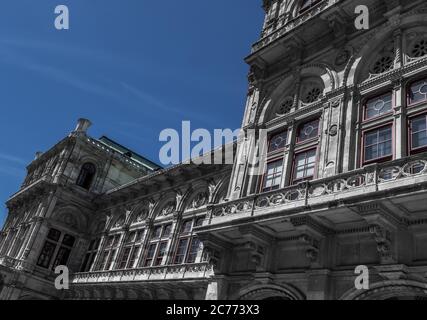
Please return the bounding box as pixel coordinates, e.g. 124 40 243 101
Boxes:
74 118 92 133
34 151 43 160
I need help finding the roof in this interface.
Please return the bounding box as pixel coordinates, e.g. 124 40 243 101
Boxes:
98 136 162 172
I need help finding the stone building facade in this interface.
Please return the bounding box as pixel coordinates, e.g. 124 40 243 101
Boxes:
2 0 427 300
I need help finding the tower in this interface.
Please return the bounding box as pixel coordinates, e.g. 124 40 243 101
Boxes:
199 0 427 300
0 119 160 299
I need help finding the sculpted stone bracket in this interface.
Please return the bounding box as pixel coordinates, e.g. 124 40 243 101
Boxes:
238 241 266 271
352 203 404 229
289 215 333 238
197 234 231 274
236 225 273 271
287 216 328 266
320 8 351 42
351 203 401 264
299 233 321 265
369 223 396 264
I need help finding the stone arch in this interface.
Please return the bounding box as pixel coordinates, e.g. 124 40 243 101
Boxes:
127 289 139 300
129 202 150 225
18 294 48 300
258 75 296 125
52 206 87 232
75 156 100 190
340 280 427 300
151 193 177 220
156 288 171 300
182 184 209 212
345 12 427 87
173 288 190 300
234 283 306 301
213 176 230 204
300 63 338 94
110 213 126 230
257 63 336 125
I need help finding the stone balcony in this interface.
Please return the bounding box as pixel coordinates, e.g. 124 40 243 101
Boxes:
0 255 33 271
209 152 427 225
72 262 213 284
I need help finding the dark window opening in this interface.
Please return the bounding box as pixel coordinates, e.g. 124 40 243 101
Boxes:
76 163 96 190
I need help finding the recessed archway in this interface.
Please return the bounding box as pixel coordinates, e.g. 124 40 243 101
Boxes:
340 280 427 300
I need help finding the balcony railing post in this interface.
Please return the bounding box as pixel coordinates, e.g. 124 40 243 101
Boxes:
251 196 257 216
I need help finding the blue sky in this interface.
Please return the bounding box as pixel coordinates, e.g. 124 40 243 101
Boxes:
0 1 264 226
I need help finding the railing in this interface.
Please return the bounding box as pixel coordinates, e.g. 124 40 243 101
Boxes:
211 153 427 220
251 0 335 53
0 255 33 271
72 262 213 284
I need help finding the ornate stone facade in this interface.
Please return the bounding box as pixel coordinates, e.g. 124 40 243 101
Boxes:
2 0 427 300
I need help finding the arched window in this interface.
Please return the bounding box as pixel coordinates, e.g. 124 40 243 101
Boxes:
76 163 96 190
299 0 321 14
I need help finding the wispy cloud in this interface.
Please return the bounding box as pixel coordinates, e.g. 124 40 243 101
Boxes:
120 82 179 112
0 47 120 101
120 82 218 126
0 165 25 178
0 153 27 166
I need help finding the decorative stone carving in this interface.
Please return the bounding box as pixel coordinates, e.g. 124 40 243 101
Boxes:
369 224 395 264
335 49 350 67
160 202 176 217
328 124 338 136
114 215 126 228
191 192 208 209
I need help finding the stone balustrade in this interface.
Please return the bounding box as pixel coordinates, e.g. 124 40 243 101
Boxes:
72 262 213 284
211 153 427 221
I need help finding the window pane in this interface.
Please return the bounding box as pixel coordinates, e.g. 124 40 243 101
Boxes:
174 239 189 264
412 117 427 132
162 224 172 238
106 250 116 270
378 127 392 142
144 244 157 267
135 230 145 243
186 238 200 263
413 132 427 148
152 227 162 239
298 119 319 142
126 232 136 244
37 241 57 268
411 115 427 149
294 149 317 182
127 246 140 269
62 234 75 247
364 127 392 162
181 221 192 234
105 236 114 248
268 131 288 153
409 79 427 104
52 247 71 270
47 229 61 242
365 131 378 146
365 145 377 160
80 253 91 272
263 160 283 191
365 93 393 119
113 235 121 247
97 251 109 271
118 247 131 270
154 242 167 266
